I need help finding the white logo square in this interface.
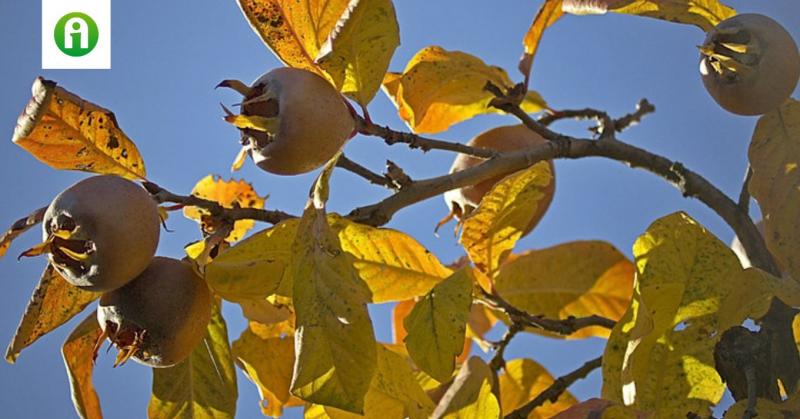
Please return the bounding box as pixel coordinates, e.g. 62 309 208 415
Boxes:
42 0 111 69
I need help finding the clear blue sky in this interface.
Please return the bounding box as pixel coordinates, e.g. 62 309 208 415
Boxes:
0 1 797 418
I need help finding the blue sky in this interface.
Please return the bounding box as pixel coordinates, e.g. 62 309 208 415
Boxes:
0 1 798 418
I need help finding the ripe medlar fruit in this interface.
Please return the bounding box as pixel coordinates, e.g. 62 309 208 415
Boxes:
700 13 800 116
97 257 212 368
35 175 160 292
444 124 556 237
232 67 355 175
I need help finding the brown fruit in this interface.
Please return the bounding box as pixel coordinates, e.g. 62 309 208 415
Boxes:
700 14 800 116
39 175 160 292
444 124 555 237
97 257 212 368
238 67 355 175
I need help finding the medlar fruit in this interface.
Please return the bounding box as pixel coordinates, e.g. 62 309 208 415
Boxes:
97 257 212 368
231 67 355 175
33 175 160 292
700 13 800 116
444 124 556 237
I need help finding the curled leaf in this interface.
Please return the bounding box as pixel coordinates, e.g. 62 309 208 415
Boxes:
0 206 46 260
183 175 266 242
562 0 736 31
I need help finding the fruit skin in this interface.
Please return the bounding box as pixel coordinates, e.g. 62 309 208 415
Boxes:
97 257 213 368
700 13 800 116
444 124 555 236
240 67 355 175
43 175 160 292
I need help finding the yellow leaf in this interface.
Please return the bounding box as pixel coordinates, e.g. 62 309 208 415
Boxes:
393 299 416 343
233 322 295 417
460 161 553 276
748 99 800 282
149 303 238 419
316 0 400 106
183 175 266 243
723 396 800 418
494 241 634 339
601 212 796 416
290 158 377 413
404 268 473 382
562 0 735 31
224 113 280 132
519 0 563 82
205 219 298 302
384 47 547 134
432 357 500 419
0 206 47 260
6 265 99 363
549 398 648 418
330 214 452 302
238 298 293 326
61 312 103 419
236 0 349 76
12 77 146 179
499 358 577 418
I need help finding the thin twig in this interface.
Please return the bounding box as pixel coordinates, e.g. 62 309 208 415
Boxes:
142 182 295 225
505 356 603 419
488 323 523 373
738 165 753 213
336 154 394 189
357 117 497 159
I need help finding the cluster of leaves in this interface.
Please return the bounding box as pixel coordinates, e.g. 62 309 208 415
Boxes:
1 0 800 418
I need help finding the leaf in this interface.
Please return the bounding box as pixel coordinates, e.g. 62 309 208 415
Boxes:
6 264 99 363
383 47 547 134
550 398 648 418
330 214 452 302
404 268 473 382
183 175 266 243
316 0 400 106
12 77 146 179
232 322 296 417
61 312 103 419
748 99 800 282
601 212 800 416
432 357 500 419
562 0 735 31
238 298 293 326
290 157 377 413
519 0 563 82
494 241 634 339
393 299 416 343
499 358 577 418
236 0 349 76
205 219 298 301
0 206 46 260
149 303 238 419
723 394 800 418
460 161 553 276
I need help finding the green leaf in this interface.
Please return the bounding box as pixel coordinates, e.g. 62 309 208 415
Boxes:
316 0 400 106
62 312 103 419
149 303 238 419
404 268 473 382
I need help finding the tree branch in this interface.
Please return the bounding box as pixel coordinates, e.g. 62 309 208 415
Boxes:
357 117 497 159
505 356 603 419
488 323 523 373
738 165 753 213
142 182 296 225
336 154 395 189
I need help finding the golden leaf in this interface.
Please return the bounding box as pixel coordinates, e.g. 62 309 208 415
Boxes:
290 157 377 413
519 0 564 82
494 241 634 339
61 313 103 419
236 0 349 76
460 161 553 276
316 0 400 106
432 357 500 419
12 77 146 179
183 175 266 243
383 47 547 134
748 99 800 282
549 398 649 418
0 206 46 260
601 212 799 416
6 264 99 363
392 299 416 343
149 303 238 419
404 268 473 383
499 358 577 418
232 322 295 417
562 0 735 31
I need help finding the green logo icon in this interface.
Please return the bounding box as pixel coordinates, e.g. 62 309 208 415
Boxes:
54 12 99 57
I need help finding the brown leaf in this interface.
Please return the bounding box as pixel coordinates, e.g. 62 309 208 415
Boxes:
0 206 46 260
62 312 103 419
12 77 146 179
6 264 99 363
